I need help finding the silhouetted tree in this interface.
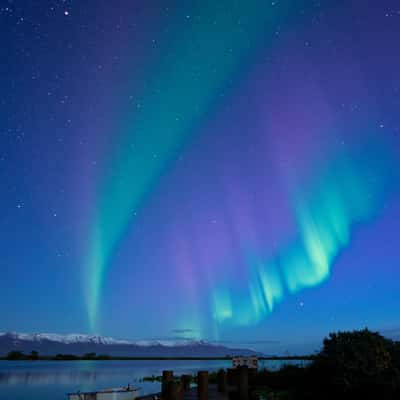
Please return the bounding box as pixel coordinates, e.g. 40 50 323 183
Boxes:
308 328 399 398
254 330 400 399
30 350 39 360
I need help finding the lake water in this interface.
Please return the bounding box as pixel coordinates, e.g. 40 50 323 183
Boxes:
0 359 306 400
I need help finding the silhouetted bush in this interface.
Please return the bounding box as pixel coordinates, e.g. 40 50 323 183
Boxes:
251 329 400 399
303 329 400 399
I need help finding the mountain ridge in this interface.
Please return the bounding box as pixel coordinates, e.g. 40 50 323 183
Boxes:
0 332 261 357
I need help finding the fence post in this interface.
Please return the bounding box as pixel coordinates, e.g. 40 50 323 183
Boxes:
162 370 174 398
181 374 191 392
217 369 227 393
166 381 182 400
197 371 208 400
238 366 248 400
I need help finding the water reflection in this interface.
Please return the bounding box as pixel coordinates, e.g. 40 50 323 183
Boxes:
0 369 126 385
0 360 304 400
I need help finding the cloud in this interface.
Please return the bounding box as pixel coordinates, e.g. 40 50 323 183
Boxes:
208 339 280 345
171 329 195 334
239 340 281 345
144 336 195 341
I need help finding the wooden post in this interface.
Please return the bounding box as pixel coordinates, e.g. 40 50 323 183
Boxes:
166 381 181 400
217 369 227 393
197 371 208 400
162 370 174 398
181 374 191 392
227 368 236 386
238 366 249 400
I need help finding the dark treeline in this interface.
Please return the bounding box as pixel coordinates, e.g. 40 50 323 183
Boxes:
1 352 313 361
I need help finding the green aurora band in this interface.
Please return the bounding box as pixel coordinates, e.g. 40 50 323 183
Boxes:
86 1 290 330
211 138 396 326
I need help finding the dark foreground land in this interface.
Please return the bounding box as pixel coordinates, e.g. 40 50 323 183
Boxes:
143 329 400 400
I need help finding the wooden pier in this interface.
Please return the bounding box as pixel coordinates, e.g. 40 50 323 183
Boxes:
138 367 250 400
183 384 229 400
137 386 228 400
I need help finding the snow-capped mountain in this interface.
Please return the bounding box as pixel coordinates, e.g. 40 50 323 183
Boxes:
0 332 205 347
0 332 132 345
0 332 260 357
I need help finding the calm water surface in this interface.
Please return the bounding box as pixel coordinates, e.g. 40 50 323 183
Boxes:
0 359 305 400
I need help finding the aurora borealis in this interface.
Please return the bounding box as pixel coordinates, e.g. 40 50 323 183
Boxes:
86 0 288 330
2 0 400 353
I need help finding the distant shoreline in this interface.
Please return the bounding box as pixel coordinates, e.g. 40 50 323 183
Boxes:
0 355 313 361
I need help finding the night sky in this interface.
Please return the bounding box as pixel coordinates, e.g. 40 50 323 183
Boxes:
1 0 400 353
